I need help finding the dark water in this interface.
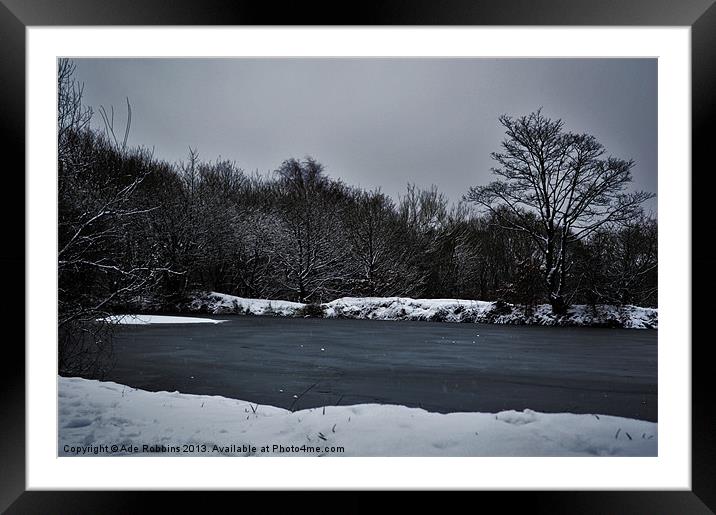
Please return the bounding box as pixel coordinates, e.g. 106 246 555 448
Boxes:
93 316 657 421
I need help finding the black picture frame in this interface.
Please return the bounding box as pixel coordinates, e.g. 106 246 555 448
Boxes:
2 1 714 512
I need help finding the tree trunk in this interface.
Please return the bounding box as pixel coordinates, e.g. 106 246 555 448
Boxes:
545 229 569 316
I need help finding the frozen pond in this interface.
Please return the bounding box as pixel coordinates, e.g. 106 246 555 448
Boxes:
85 316 657 421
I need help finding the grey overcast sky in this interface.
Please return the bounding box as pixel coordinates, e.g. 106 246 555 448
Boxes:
73 58 657 212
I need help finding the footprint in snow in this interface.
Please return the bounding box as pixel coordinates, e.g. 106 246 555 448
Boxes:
64 417 92 428
496 409 538 425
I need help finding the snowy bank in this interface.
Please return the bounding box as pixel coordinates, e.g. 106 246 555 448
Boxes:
101 314 228 325
187 292 304 317
59 377 657 457
186 292 657 329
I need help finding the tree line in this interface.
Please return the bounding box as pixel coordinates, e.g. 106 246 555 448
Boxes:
58 60 657 338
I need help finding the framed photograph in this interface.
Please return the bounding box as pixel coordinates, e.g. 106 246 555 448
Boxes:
5 0 714 512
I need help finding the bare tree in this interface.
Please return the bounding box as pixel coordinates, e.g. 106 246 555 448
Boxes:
194 158 247 293
57 58 92 165
343 189 414 296
398 183 448 234
394 184 451 297
271 157 349 303
57 60 177 375
465 109 654 314
570 214 658 307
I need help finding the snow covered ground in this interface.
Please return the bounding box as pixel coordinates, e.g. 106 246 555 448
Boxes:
59 377 657 457
186 292 658 329
101 314 228 325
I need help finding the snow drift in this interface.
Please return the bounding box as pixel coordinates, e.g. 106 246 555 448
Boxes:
59 376 657 457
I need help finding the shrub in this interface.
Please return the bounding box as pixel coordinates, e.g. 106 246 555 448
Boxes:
491 300 513 316
232 300 247 315
430 308 449 322
297 303 326 318
59 319 115 379
459 309 478 323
